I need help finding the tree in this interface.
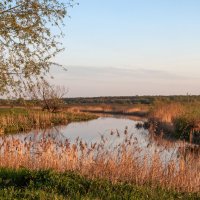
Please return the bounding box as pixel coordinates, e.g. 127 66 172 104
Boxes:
29 81 68 112
0 0 75 95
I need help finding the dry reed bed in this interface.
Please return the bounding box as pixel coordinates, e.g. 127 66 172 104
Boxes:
150 102 184 123
150 101 200 124
66 104 149 115
0 111 68 134
149 102 200 143
0 130 199 193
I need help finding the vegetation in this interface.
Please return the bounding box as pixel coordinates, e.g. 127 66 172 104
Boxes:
64 96 154 105
1 94 200 143
0 98 199 198
63 95 200 144
0 168 198 200
0 130 199 194
65 111 98 122
0 108 97 134
149 101 200 143
3 1 199 199
0 108 67 134
0 0 76 95
29 81 68 112
64 95 200 105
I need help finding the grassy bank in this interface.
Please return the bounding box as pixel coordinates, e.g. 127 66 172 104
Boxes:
0 168 198 200
0 108 97 134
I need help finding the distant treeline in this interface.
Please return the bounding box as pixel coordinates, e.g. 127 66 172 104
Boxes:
63 95 200 105
64 96 152 105
1 95 200 106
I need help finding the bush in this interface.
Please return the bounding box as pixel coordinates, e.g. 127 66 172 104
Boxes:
173 116 194 140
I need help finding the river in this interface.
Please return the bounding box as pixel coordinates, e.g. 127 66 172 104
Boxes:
0 115 184 164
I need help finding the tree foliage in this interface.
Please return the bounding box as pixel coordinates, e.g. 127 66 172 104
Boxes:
0 0 75 95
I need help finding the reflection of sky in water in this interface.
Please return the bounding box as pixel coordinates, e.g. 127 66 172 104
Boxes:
0 117 181 164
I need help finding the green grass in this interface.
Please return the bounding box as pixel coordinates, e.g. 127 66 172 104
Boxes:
0 168 198 200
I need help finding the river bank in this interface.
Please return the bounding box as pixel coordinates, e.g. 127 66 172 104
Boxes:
0 108 97 134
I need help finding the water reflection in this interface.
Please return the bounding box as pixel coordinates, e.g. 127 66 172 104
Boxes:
0 116 186 163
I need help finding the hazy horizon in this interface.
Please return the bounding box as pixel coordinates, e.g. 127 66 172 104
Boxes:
49 65 200 98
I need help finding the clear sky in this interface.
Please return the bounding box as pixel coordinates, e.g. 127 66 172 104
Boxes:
51 0 200 97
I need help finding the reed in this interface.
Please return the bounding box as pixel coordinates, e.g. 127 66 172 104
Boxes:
0 129 199 194
0 108 97 134
64 111 98 122
149 102 200 142
150 102 184 123
0 110 68 134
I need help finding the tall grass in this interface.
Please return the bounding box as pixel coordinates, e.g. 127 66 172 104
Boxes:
0 108 97 134
0 130 199 193
150 102 200 143
64 111 98 122
0 110 68 134
66 104 149 116
150 102 184 123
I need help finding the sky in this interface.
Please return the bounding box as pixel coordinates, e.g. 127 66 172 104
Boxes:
51 0 200 97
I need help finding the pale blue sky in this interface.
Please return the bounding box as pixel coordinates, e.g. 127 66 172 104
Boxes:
51 0 200 97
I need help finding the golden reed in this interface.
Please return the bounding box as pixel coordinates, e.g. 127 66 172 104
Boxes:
0 129 199 193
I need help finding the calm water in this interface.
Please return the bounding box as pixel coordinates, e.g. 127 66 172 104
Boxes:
1 116 182 163
4 116 145 142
